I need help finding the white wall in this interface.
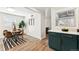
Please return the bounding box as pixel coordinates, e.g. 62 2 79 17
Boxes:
51 7 79 32
45 8 51 28
41 13 46 39
40 8 52 39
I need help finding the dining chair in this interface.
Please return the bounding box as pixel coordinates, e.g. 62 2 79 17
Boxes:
3 30 16 50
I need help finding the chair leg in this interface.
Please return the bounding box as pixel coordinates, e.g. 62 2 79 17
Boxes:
18 36 26 43
16 36 24 43
16 38 22 44
19 38 26 43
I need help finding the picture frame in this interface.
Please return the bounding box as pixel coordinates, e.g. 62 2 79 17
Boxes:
56 9 76 27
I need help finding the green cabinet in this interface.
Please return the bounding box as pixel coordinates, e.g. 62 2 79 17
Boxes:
48 32 61 50
48 32 78 51
61 34 77 51
77 35 79 50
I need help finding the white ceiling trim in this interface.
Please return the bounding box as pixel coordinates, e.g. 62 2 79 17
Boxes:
25 7 41 13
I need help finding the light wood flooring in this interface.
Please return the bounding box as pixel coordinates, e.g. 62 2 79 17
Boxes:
9 35 54 51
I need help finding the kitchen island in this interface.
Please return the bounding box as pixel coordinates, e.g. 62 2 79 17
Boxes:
48 30 79 51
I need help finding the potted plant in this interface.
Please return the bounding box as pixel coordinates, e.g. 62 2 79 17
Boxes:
19 20 26 34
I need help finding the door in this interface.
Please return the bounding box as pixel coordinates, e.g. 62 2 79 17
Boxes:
77 35 79 50
62 34 77 51
48 32 61 50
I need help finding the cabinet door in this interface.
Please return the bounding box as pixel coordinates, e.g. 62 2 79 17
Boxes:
62 34 77 51
77 35 79 50
48 33 53 49
48 32 61 50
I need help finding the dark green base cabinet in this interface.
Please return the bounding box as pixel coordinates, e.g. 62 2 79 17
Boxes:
48 32 61 50
48 32 78 51
61 34 77 51
77 35 79 50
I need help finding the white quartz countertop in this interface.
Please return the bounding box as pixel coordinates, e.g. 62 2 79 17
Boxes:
48 30 79 35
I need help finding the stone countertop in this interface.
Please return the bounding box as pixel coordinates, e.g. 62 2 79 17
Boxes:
48 30 79 35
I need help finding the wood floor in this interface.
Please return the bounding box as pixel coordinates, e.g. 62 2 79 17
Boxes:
9 35 54 51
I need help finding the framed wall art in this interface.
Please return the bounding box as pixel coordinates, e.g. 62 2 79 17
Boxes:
56 9 76 27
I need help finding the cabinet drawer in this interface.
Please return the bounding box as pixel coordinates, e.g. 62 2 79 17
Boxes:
48 32 60 37
62 33 77 39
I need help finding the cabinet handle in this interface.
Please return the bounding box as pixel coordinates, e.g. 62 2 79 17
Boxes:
63 35 73 38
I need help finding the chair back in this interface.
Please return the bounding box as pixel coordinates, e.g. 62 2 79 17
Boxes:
3 30 13 38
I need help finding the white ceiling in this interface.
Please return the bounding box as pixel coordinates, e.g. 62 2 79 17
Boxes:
33 7 50 13
0 7 67 18
33 7 51 18
33 7 63 13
